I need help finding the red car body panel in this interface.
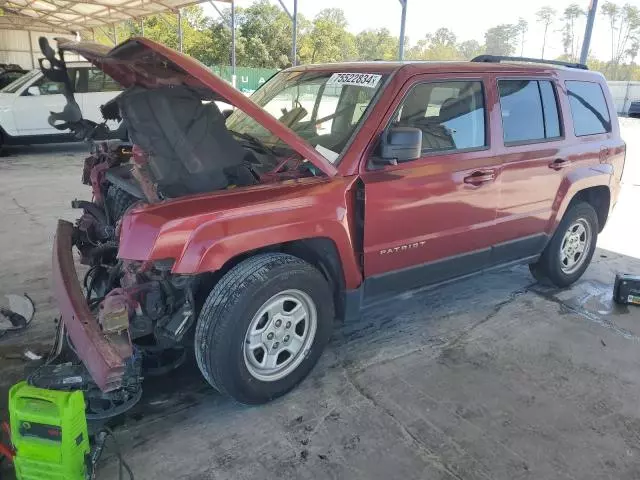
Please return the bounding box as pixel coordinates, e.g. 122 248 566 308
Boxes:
358 71 502 276
118 176 363 289
50 39 625 392
53 220 131 392
352 67 624 277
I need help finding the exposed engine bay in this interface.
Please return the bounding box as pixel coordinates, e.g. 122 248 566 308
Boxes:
32 38 324 416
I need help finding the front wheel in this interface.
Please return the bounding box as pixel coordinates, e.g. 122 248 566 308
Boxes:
529 202 599 287
195 253 334 405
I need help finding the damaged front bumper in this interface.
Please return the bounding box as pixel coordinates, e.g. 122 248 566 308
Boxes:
52 220 131 392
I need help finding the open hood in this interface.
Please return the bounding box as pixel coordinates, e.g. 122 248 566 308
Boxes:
53 37 338 177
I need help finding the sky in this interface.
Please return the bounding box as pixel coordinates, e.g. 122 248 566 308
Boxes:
202 0 639 62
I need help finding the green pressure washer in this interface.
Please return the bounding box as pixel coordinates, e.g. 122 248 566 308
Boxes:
8 382 90 480
4 381 134 480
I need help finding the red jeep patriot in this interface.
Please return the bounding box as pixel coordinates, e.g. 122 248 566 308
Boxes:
42 38 624 407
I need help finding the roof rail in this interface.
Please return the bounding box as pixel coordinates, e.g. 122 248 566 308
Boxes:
471 55 588 70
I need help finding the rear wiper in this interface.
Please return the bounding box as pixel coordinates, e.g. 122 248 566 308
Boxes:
230 130 278 156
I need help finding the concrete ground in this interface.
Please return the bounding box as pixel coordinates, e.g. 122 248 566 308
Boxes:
1 119 640 479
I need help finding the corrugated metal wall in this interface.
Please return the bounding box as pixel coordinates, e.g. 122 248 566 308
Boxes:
209 66 278 93
0 30 76 69
607 81 640 114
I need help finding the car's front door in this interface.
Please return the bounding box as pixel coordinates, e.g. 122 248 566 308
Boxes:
360 73 502 299
12 68 79 135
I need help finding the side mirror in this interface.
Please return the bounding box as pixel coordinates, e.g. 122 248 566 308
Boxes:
381 127 422 163
222 109 234 119
27 86 41 96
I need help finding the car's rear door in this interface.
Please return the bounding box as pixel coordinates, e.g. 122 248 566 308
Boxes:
489 75 569 263
360 72 502 299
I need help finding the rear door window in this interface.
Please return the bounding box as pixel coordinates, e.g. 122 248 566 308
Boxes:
74 68 122 93
539 81 561 138
498 79 562 144
565 81 611 136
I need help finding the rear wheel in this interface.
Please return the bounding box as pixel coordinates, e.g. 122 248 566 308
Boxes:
195 253 334 404
529 202 599 287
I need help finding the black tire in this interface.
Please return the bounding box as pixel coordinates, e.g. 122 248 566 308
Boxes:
105 185 136 222
195 253 334 405
529 201 599 287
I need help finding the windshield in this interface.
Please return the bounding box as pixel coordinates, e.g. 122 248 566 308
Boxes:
226 70 387 163
0 69 38 93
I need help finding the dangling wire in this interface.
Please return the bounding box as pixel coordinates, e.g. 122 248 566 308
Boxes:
90 427 134 480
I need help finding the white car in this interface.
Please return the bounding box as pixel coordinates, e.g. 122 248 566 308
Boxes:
0 61 123 147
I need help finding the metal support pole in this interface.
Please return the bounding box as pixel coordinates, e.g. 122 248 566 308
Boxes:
580 0 598 65
292 0 297 66
178 9 183 52
209 1 227 22
27 31 35 68
231 0 236 87
277 0 297 66
112 24 117 45
398 0 407 60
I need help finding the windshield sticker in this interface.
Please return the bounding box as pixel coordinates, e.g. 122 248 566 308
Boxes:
327 73 382 89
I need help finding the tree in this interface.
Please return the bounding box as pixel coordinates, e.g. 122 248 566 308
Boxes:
484 24 518 56
404 28 464 60
299 9 356 63
602 1 620 63
237 0 296 68
430 27 457 48
355 28 397 60
627 36 640 65
405 37 430 60
536 6 556 58
560 4 585 61
426 28 462 60
601 2 640 67
516 18 528 56
458 39 483 59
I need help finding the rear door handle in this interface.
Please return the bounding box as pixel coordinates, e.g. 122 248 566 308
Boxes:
549 158 571 170
464 170 495 185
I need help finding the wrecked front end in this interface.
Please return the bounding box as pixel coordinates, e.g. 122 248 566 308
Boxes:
41 36 339 408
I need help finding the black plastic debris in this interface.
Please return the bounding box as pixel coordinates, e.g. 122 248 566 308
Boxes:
613 274 640 306
0 294 35 338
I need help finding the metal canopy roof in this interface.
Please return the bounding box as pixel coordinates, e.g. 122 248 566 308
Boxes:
0 0 231 33
0 0 408 66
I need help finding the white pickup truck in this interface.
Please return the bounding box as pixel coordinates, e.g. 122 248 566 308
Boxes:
0 61 123 148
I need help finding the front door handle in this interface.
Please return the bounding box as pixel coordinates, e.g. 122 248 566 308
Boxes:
549 158 571 170
464 170 495 185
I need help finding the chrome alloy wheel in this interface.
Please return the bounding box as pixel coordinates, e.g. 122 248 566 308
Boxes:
243 289 317 382
559 218 592 274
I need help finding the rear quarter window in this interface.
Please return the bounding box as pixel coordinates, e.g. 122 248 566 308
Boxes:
565 81 611 136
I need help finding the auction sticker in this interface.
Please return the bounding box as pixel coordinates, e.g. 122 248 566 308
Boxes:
327 73 382 88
